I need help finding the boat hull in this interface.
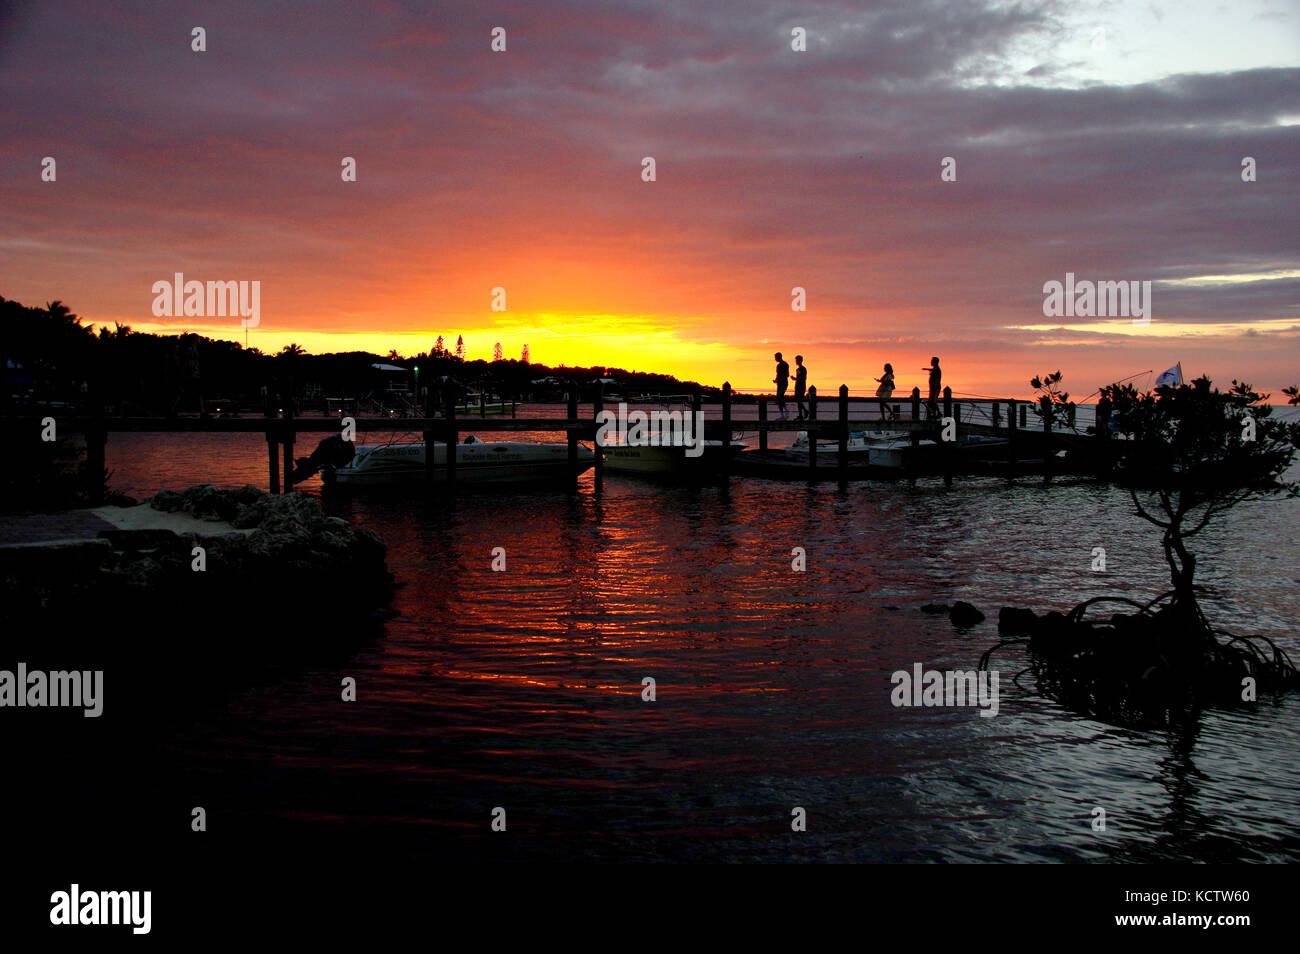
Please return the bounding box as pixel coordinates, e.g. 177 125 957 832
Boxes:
326 441 593 487
602 441 745 474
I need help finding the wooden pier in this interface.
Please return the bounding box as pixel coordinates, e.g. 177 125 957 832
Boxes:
18 384 1114 502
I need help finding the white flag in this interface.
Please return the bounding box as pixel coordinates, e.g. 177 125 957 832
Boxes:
1155 362 1183 388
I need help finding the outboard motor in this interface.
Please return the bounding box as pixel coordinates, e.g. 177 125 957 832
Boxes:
292 434 356 482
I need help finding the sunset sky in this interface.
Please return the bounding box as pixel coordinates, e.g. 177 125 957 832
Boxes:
2 0 1298 398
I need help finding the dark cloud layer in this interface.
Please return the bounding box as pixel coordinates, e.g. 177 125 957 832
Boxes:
1 1 1296 390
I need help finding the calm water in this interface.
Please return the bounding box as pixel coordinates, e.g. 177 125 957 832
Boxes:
99 411 1300 863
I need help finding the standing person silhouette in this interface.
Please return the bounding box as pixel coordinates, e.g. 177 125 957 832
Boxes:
874 362 895 421
922 356 941 420
792 355 808 420
773 352 790 417
1095 391 1112 437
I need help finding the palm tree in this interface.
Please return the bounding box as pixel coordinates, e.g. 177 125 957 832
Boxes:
45 300 80 327
278 343 306 358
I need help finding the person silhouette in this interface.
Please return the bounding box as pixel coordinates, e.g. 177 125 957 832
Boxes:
773 352 790 417
874 363 895 421
922 356 942 420
792 355 808 420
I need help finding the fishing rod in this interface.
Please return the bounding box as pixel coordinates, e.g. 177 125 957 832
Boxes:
1082 369 1152 400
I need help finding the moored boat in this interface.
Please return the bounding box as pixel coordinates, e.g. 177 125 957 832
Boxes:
293 435 593 487
602 439 746 474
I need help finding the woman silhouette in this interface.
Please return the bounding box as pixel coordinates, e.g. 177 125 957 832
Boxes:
874 363 895 421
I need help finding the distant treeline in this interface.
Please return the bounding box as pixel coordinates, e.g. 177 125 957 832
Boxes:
0 296 717 413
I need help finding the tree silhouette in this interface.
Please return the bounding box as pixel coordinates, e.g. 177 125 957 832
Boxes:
45 300 80 328
521 344 530 364
455 335 465 360
1106 375 1300 629
493 342 503 362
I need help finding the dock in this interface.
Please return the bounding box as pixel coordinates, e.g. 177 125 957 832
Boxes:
10 383 1116 500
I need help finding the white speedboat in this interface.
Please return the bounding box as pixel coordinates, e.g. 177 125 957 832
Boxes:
791 429 896 454
867 438 936 469
311 437 594 487
602 439 746 474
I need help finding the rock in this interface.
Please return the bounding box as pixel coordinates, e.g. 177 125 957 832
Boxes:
231 500 269 529
998 606 1038 636
180 484 239 521
150 489 183 512
1037 611 1069 636
1028 611 1073 656
232 484 265 504
309 529 352 557
115 552 166 588
98 528 179 551
949 601 986 627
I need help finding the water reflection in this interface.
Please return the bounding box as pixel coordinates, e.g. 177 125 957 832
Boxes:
94 430 1300 862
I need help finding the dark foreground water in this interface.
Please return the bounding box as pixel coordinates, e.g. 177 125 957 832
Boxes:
76 420 1300 863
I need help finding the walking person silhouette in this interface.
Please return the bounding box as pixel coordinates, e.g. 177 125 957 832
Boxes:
773 352 790 417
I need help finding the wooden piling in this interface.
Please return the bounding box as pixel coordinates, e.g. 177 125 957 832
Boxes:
424 383 435 484
1041 395 1053 484
265 391 280 495
909 387 921 462
945 403 960 488
86 395 106 507
807 386 818 473
480 392 487 417
720 382 732 480
592 381 604 495
567 389 579 491
1007 398 1018 473
445 389 457 486
838 384 849 480
282 387 296 492
941 387 954 487
758 398 768 452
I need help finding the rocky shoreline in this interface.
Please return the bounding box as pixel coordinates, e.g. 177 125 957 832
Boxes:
1 485 393 670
